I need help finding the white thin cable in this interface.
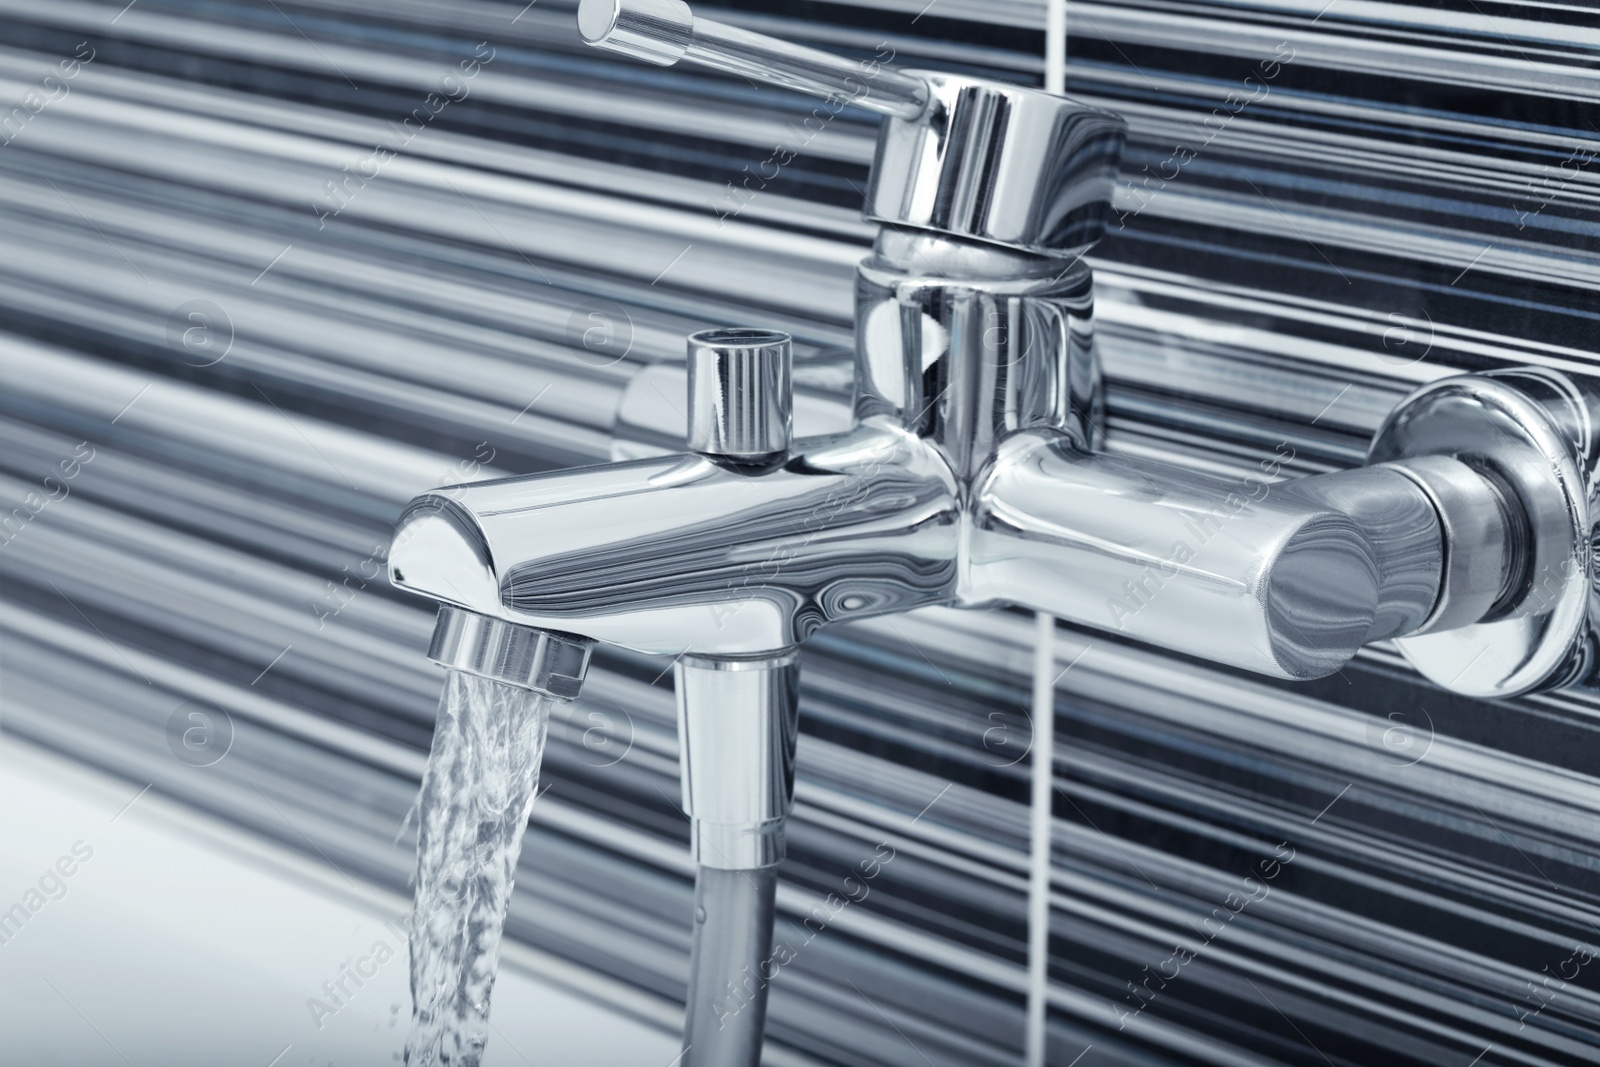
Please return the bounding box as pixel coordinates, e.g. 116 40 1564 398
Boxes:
1046 0 1066 95
1024 610 1058 1067
1026 14 1068 1062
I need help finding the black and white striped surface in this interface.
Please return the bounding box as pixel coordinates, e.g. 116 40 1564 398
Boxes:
0 1 1595 1064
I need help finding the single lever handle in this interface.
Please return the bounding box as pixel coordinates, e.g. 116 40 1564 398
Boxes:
579 0 1127 257
578 0 930 120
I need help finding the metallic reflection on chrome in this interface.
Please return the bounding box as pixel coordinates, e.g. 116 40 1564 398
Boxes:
1373 371 1600 699
389 4 1600 698
393 425 960 655
675 651 800 870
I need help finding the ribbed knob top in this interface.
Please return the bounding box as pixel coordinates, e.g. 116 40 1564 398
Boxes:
686 328 792 460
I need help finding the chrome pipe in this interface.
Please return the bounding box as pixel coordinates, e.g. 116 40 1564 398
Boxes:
682 867 778 1067
674 653 800 870
971 434 1382 681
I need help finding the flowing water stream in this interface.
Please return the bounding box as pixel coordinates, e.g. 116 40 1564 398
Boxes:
403 669 553 1065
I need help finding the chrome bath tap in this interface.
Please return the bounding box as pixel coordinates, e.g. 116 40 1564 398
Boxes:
389 1 1600 1062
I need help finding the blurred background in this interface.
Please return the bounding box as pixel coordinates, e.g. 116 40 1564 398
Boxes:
0 1 1597 1064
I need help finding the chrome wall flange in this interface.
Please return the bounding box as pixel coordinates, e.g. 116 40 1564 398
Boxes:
1369 370 1600 699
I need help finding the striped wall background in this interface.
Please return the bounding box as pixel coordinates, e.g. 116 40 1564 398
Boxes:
0 1 1595 1064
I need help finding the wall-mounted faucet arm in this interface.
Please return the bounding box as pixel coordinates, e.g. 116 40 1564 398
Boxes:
971 431 1385 680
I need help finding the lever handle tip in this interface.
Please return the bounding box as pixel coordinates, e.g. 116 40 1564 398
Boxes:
578 0 694 66
574 0 614 43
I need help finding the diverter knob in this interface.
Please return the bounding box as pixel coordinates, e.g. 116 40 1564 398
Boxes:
686 328 793 461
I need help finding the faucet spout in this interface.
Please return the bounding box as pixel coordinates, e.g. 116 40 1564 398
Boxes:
389 424 960 657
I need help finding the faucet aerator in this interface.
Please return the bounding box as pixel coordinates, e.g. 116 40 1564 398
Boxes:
427 605 594 701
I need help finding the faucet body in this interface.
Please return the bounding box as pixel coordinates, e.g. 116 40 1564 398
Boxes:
393 227 1402 682
389 4 1600 1063
391 2 1600 871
